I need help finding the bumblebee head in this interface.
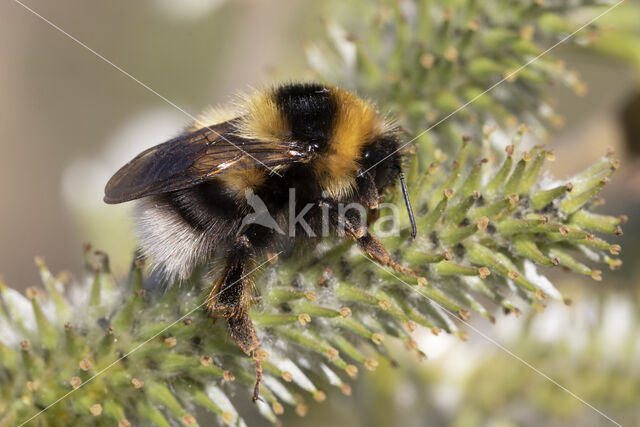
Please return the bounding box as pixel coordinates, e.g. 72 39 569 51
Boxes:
360 133 417 238
359 135 403 193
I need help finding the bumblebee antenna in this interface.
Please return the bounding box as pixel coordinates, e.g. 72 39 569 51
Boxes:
399 169 417 239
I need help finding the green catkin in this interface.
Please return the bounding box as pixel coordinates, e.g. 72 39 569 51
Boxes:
6 153 622 425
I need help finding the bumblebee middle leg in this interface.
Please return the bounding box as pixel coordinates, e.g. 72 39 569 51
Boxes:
207 234 253 318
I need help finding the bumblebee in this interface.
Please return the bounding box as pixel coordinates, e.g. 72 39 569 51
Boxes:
105 82 417 400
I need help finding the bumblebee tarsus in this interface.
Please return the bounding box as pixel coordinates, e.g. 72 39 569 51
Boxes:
356 230 418 277
252 355 264 402
226 310 263 401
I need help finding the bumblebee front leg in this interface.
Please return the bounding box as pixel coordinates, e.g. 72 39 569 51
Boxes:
356 170 381 226
206 230 263 401
320 200 418 277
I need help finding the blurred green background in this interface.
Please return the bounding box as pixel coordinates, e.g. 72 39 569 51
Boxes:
1 1 639 425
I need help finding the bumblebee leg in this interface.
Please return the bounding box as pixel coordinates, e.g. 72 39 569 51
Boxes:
206 231 264 401
354 230 418 277
356 171 383 227
207 235 252 317
320 200 418 277
367 207 381 226
356 170 380 210
227 310 262 401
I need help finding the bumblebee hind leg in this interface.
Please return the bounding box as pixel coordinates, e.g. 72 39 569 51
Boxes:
206 232 263 401
227 311 263 401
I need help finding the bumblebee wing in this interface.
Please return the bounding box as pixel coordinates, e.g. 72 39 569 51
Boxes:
104 122 311 203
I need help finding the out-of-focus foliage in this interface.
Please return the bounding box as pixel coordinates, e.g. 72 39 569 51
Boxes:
588 1 640 72
288 290 640 427
306 0 612 151
455 296 640 427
